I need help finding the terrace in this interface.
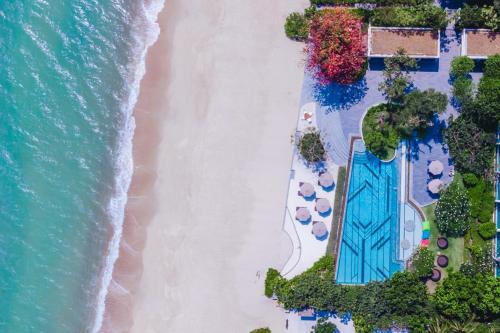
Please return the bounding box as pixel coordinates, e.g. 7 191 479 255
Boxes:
368 27 440 58
461 29 500 59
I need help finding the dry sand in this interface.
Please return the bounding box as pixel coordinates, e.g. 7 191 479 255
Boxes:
100 0 308 332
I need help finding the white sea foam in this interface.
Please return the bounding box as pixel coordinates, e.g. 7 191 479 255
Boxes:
90 1 165 332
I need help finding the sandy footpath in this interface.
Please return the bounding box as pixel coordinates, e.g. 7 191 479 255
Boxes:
101 0 308 332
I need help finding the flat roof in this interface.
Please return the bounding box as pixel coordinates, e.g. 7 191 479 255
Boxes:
462 29 500 59
368 27 440 58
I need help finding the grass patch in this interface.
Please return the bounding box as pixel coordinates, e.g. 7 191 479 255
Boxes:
326 167 347 256
362 104 399 161
423 203 464 276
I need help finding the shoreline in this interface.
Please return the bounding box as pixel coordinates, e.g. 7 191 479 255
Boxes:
98 1 172 331
101 0 309 332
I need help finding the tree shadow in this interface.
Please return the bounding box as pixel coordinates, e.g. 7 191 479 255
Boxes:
313 79 368 112
438 0 464 9
409 117 447 161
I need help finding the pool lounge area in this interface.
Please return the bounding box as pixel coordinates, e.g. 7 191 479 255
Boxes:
336 140 403 284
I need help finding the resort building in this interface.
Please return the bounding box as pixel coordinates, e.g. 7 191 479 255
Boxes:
461 29 500 59
368 27 440 58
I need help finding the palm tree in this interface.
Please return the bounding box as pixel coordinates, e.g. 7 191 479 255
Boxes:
427 316 451 333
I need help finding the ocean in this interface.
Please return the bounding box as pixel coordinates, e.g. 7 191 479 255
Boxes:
0 1 162 332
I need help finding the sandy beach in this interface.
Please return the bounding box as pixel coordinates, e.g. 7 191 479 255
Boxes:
100 0 308 332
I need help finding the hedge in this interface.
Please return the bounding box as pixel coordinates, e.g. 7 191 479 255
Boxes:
310 0 432 6
371 6 447 30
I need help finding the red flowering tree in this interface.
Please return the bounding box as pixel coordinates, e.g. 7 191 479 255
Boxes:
307 8 367 85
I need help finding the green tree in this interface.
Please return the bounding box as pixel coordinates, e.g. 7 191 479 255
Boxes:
484 54 500 78
451 56 475 78
478 222 496 239
444 117 496 176
298 129 325 163
250 328 271 333
265 268 282 297
378 48 417 105
433 272 477 321
435 178 471 237
311 318 336 333
396 89 447 137
411 247 435 278
284 12 309 41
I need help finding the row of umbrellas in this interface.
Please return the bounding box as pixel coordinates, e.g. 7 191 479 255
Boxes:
299 172 335 198
296 198 331 216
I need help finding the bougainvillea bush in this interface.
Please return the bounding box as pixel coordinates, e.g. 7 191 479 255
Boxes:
307 8 367 84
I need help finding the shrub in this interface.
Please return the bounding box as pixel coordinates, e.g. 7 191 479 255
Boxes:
450 56 475 78
484 54 500 78
452 77 474 105
435 179 471 237
307 8 367 84
469 245 494 276
311 0 433 5
411 248 435 278
298 130 326 162
371 6 447 30
462 173 478 187
478 222 496 239
285 12 309 41
264 268 282 297
250 329 271 333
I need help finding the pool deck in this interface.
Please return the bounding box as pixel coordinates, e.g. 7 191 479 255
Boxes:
299 27 479 207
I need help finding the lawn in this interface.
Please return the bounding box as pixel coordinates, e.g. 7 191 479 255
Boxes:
422 203 464 276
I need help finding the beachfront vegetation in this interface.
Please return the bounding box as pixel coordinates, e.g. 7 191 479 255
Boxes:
298 129 325 162
266 255 500 332
371 6 447 30
435 178 471 237
311 318 336 333
455 5 500 31
411 247 435 278
285 12 310 41
362 104 399 160
307 8 367 84
450 56 475 78
265 268 281 298
379 48 417 105
250 328 271 333
311 0 433 5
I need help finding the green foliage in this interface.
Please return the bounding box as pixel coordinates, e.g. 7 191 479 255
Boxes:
435 178 471 237
396 89 447 137
379 48 417 105
371 6 448 30
467 178 494 222
451 56 475 78
311 318 336 333
462 173 479 187
474 77 500 129
411 247 435 278
362 104 399 160
484 54 500 78
444 117 496 176
455 5 500 31
299 130 325 162
468 244 494 275
285 12 309 41
250 329 271 333
452 76 474 105
311 0 433 5
265 268 283 298
433 272 500 322
478 222 496 239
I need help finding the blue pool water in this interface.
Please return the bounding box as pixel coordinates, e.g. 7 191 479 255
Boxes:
336 141 402 284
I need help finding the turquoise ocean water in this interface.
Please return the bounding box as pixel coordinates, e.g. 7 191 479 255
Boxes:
0 1 162 332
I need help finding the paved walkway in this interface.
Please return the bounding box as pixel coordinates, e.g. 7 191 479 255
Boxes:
297 26 481 207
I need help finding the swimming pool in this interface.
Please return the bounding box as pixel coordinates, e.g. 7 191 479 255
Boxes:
336 140 402 284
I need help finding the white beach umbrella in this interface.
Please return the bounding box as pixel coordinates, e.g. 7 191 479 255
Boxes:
295 207 311 222
299 182 315 197
316 198 331 214
428 160 444 176
319 172 334 188
404 220 415 232
401 239 411 250
312 221 328 238
428 179 444 194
